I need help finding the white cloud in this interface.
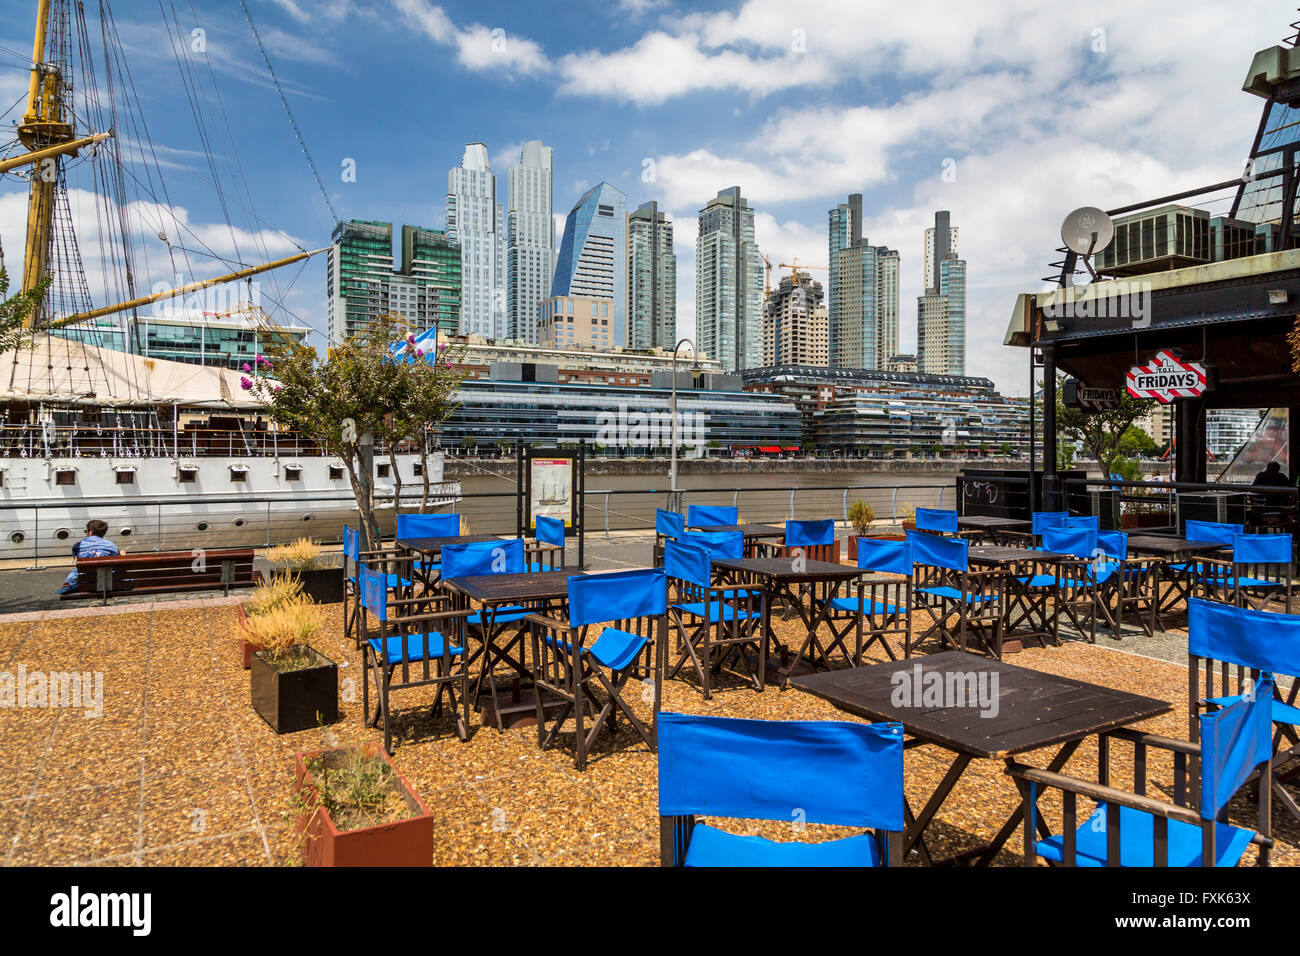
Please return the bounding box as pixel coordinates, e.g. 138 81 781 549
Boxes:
394 0 551 77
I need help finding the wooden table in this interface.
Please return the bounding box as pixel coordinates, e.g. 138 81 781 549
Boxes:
442 569 582 731
792 651 1171 865
712 556 864 688
1124 535 1225 623
957 516 1032 545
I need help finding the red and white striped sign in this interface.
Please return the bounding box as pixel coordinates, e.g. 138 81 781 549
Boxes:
1126 350 1207 403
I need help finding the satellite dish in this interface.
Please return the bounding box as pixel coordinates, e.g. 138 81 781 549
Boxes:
1061 206 1114 256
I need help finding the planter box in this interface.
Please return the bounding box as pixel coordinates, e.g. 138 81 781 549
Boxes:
235 602 257 669
902 521 917 532
273 566 345 604
251 647 338 734
294 748 432 867
846 533 875 562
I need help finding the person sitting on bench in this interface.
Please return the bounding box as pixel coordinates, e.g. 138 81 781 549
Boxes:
57 520 120 595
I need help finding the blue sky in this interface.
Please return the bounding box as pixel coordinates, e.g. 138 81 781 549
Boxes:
0 0 1293 393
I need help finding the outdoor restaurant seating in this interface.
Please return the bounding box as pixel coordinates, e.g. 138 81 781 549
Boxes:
1173 519 1243 603
357 563 470 752
1007 673 1275 866
529 514 566 571
657 713 904 866
687 503 738 528
394 511 461 580
1037 526 1116 644
664 539 766 696
818 537 910 664
1197 533 1293 610
907 530 1004 658
528 568 668 770
677 529 744 559
343 524 412 649
1098 529 1159 637
1188 598 1300 826
781 518 838 562
915 507 959 534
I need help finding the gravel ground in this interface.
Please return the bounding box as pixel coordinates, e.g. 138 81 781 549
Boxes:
1 539 1296 867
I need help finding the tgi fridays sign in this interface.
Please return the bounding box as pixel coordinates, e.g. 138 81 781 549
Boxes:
1126 349 1208 403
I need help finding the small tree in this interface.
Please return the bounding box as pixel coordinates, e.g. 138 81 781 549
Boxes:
1053 376 1156 476
0 270 53 355
848 500 875 536
249 316 464 548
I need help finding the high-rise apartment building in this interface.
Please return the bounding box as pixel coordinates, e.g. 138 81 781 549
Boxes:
506 141 554 343
917 211 967 376
695 186 762 372
327 220 461 344
552 182 627 346
827 193 898 369
761 273 828 367
447 143 505 338
627 201 676 350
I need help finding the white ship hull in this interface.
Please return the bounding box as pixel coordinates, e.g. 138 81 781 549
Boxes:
0 453 458 559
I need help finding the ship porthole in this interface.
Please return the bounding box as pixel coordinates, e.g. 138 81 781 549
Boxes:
232 517 245 528
195 521 209 532
54 528 70 541
9 531 24 544
119 528 132 537
301 514 313 522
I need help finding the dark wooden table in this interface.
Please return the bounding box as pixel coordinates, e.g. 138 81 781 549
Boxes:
442 569 582 731
1124 535 1225 622
792 650 1171 865
957 516 1032 544
712 556 864 688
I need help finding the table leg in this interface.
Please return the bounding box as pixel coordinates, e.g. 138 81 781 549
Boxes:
974 740 1083 866
903 752 972 858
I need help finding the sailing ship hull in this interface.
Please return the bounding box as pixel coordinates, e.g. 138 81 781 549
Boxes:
0 453 458 558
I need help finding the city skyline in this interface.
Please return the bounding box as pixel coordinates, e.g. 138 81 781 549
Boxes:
0 1 1289 394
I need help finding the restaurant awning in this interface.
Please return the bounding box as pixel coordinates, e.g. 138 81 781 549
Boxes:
758 446 782 453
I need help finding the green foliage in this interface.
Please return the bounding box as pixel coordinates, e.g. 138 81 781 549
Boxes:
848 500 875 535
0 269 53 355
249 315 466 546
1050 376 1156 476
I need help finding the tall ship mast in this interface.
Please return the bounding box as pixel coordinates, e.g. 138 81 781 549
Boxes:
0 1 456 557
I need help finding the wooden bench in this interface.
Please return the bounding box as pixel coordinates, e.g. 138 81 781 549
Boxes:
62 548 262 604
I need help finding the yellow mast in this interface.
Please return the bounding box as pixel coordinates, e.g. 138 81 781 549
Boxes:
18 0 77 312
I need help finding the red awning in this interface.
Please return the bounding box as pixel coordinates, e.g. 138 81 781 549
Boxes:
781 446 799 451
758 446 782 453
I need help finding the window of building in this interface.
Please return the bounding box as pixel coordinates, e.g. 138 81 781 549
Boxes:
178 466 198 483
376 463 390 479
55 469 76 486
230 466 249 483
283 465 303 481
115 469 135 485
329 465 345 480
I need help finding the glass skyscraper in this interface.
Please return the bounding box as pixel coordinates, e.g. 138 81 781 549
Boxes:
552 182 627 346
695 186 762 372
827 193 898 369
627 201 676 350
447 143 505 339
506 141 555 343
917 210 966 376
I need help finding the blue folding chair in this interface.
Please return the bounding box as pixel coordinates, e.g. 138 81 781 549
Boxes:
529 568 668 769
907 531 1003 658
687 504 738 528
1199 533 1292 611
1062 515 1100 531
1036 525 1120 644
441 538 533 733
654 508 686 565
658 713 905 866
530 515 566 571
678 530 744 560
820 538 911 664
358 563 469 752
783 519 837 562
1188 598 1300 827
1008 671 1275 866
915 507 959 534
343 524 413 649
664 540 765 696
1174 520 1245 607
1097 529 1158 637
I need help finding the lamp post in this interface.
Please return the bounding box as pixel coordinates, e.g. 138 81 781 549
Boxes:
669 337 696 507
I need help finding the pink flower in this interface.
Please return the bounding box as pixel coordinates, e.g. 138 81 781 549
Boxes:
444 362 452 369
241 362 252 373
438 343 447 351
415 349 424 357
274 385 283 392
407 334 416 344
239 376 252 390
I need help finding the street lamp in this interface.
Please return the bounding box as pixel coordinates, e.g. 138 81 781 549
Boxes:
669 337 697 502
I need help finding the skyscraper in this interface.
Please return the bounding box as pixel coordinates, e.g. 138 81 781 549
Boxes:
917 210 966 375
827 193 898 369
506 141 554 343
326 219 460 345
695 186 762 372
627 201 676 350
447 143 505 338
552 182 627 345
761 273 827 367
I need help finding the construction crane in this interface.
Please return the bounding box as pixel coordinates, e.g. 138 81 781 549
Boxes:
778 257 827 285
759 251 773 296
